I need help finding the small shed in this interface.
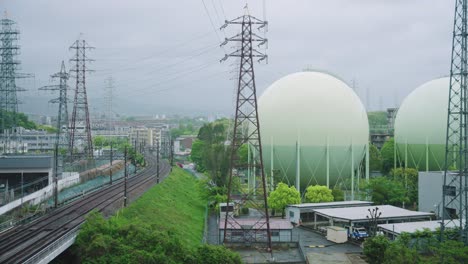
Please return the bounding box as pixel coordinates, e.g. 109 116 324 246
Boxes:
285 201 373 225
326 226 348 243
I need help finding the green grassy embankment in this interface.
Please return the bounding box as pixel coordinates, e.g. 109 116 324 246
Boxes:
73 167 242 264
115 167 206 245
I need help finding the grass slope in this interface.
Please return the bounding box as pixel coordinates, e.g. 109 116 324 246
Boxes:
115 167 206 246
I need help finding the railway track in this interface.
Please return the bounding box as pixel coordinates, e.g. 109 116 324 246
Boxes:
0 152 170 264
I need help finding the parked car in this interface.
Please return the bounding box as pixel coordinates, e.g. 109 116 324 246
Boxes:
345 226 369 240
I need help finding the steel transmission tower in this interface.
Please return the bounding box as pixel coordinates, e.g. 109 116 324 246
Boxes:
69 39 94 158
105 76 114 132
441 0 468 244
221 6 272 252
0 15 28 153
39 61 70 150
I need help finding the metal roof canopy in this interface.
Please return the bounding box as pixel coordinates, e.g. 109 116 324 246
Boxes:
314 205 434 223
287 201 373 210
0 155 53 170
378 220 462 236
219 218 293 230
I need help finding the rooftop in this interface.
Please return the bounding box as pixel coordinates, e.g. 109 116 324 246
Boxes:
219 218 293 230
378 220 462 235
0 155 53 170
314 205 434 223
287 201 373 209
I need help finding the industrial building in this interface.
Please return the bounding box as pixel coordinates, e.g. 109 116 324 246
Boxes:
258 71 369 197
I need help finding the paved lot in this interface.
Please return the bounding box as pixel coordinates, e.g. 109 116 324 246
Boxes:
207 215 366 263
294 227 363 254
294 227 366 263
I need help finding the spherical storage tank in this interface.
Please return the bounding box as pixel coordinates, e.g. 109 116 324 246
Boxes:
258 71 369 191
394 77 449 171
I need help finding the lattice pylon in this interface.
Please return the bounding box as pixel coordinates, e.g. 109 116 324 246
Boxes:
441 0 468 244
221 6 272 254
69 39 94 159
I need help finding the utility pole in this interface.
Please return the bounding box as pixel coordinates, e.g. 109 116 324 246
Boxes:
170 139 174 167
134 139 137 174
54 143 59 208
124 146 127 207
156 139 160 183
220 5 273 254
39 61 70 152
104 76 114 132
441 0 468 244
69 39 94 159
109 142 113 185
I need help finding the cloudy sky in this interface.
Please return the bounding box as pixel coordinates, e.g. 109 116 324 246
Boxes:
2 0 454 116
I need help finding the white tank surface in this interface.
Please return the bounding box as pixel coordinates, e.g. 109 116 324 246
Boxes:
258 71 369 191
394 77 449 171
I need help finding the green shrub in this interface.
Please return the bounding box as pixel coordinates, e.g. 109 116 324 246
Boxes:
363 235 390 264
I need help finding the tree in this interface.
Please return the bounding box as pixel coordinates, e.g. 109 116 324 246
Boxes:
238 144 249 165
365 177 407 206
195 245 241 264
268 183 301 218
332 188 344 201
93 135 106 148
0 110 37 130
383 238 420 264
304 185 334 203
434 239 468 264
380 138 395 174
390 167 418 207
363 235 390 264
368 111 388 127
369 143 382 171
192 120 231 187
190 139 206 172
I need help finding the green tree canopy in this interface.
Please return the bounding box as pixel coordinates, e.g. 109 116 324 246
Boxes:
368 111 388 127
332 188 344 201
365 176 407 206
190 139 206 171
268 182 301 217
190 120 231 187
0 110 37 130
304 185 334 203
369 143 382 171
380 138 395 174
363 235 390 264
390 167 418 207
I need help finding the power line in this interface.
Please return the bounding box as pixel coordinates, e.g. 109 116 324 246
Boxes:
115 57 220 88
94 43 220 78
201 0 227 53
132 62 229 95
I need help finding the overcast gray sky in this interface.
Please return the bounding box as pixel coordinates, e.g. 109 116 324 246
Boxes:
2 0 454 116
